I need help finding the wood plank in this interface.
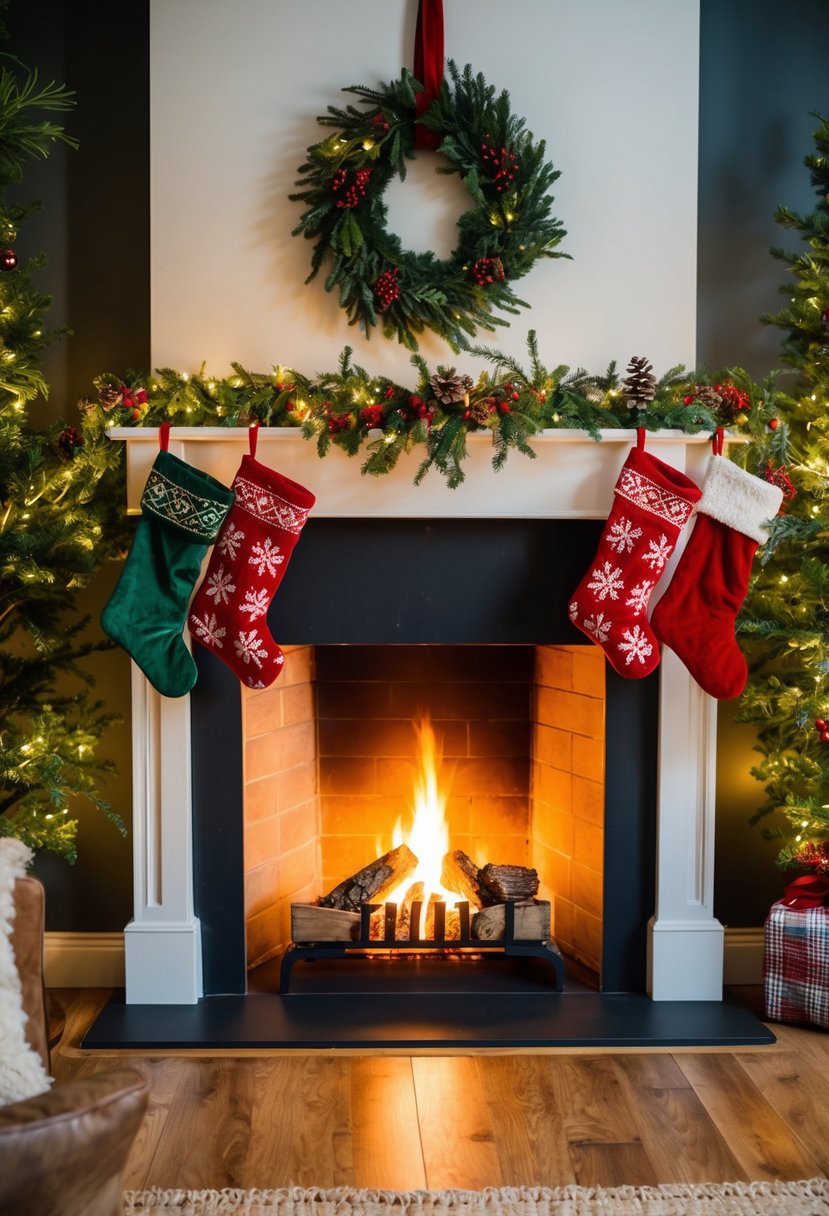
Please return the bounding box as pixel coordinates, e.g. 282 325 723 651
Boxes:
611 1055 747 1183
412 1057 503 1191
475 1055 577 1186
144 1058 257 1189
121 1057 192 1191
533 1056 659 1187
350 1057 426 1191
245 1057 353 1188
735 1050 829 1176
675 1053 824 1181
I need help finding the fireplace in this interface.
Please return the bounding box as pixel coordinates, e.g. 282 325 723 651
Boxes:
111 427 728 1012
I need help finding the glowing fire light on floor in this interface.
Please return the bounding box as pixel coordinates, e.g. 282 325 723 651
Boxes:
386 716 458 908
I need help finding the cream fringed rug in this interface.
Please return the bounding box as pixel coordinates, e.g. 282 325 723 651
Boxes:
122 1181 829 1216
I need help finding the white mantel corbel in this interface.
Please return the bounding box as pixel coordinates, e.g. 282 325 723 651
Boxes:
110 427 726 1003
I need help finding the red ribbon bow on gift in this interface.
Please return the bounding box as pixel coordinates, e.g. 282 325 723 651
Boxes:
781 874 829 909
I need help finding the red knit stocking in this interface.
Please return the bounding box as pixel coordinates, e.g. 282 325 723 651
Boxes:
650 442 783 699
568 433 702 678
188 429 315 688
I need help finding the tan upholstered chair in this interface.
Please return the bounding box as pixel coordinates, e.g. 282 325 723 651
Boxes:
0 873 149 1216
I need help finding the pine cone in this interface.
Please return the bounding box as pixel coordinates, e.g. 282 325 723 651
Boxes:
429 369 474 405
687 384 723 411
470 401 490 424
622 356 656 409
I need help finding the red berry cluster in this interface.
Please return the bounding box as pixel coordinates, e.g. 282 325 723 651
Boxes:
331 166 372 208
371 112 390 133
327 411 351 434
360 404 385 428
714 380 751 420
796 839 829 875
402 394 435 427
763 460 796 508
815 718 829 743
374 267 400 311
471 256 505 286
480 142 518 192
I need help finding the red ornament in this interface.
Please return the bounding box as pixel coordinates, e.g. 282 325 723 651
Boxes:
816 719 827 731
768 418 779 430
0 248 17 271
327 411 351 434
374 267 400 312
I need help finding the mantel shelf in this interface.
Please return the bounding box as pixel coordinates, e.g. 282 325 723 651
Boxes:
109 427 737 521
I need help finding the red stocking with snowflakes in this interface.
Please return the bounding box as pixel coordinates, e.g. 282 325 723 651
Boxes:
568 431 702 677
188 426 315 687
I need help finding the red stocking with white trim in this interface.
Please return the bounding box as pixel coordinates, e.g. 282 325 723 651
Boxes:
650 434 783 699
568 431 702 678
188 426 315 687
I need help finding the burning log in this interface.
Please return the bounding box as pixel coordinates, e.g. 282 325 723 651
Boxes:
472 899 551 941
440 849 493 907
478 863 539 902
318 843 418 912
291 904 361 943
398 881 425 940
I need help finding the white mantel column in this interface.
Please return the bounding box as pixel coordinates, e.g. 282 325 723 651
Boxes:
123 671 202 1003
648 649 723 1000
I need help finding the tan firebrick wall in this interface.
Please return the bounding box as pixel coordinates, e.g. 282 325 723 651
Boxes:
241 645 320 968
531 645 605 977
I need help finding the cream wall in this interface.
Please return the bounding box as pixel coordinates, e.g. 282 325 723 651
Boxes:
150 0 699 379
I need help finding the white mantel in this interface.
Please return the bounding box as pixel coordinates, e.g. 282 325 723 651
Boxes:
111 426 725 1004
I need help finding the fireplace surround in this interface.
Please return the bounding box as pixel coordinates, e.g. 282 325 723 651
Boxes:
109 426 728 1011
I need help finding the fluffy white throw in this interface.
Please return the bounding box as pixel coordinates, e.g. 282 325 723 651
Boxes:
0 836 52 1105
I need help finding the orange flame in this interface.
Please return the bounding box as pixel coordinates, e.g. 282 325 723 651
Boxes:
387 717 456 906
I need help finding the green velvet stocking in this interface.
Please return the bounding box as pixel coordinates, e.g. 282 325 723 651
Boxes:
101 450 234 698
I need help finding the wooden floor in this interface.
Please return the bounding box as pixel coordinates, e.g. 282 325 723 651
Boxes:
52 987 829 1193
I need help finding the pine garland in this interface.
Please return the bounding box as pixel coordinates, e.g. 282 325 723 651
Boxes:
83 330 778 488
290 61 568 351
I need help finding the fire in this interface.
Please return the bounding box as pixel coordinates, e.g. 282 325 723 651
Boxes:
386 717 457 908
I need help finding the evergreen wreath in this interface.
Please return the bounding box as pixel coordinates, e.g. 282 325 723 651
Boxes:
290 61 568 351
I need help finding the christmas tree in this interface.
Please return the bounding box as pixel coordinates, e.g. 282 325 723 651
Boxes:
736 112 829 877
0 30 126 860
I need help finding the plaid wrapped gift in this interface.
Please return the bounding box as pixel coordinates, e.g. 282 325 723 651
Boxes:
763 900 829 1029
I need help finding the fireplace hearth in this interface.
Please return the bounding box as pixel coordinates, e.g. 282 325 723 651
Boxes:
93 427 771 1048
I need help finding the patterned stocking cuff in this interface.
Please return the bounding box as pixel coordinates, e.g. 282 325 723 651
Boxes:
231 455 316 535
614 446 701 534
140 450 235 541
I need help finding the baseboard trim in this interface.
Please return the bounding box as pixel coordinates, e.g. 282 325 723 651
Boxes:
44 931 125 988
43 926 765 990
723 926 764 986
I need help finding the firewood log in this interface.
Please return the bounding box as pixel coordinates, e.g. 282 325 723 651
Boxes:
440 849 493 907
318 843 418 912
478 862 539 901
291 904 361 943
472 899 551 941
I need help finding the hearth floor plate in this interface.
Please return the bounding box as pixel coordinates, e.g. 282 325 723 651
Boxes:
82 976 775 1051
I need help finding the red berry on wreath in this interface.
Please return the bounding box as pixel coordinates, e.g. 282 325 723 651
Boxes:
471 256 505 286
374 267 400 311
822 730 829 743
768 418 779 430
0 248 17 271
57 426 84 459
816 719 827 731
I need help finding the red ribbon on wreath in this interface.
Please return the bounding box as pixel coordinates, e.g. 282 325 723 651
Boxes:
781 874 829 909
414 0 444 150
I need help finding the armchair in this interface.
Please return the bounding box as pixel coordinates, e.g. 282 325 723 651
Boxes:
0 868 149 1216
